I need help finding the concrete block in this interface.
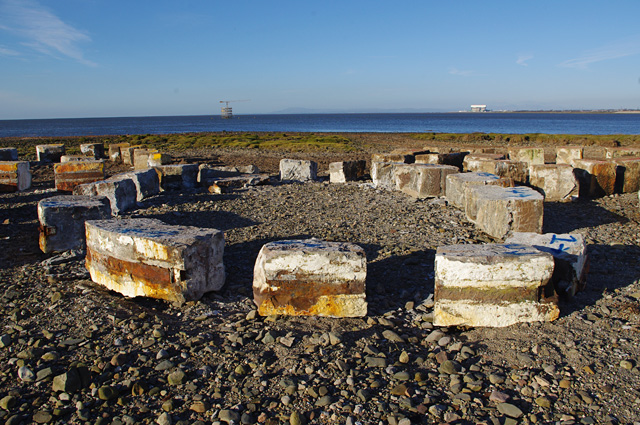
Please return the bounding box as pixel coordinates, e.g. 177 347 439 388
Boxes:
434 243 558 327
0 148 18 161
606 147 640 159
389 148 428 156
393 163 459 198
529 164 579 202
445 172 504 209
582 146 607 160
0 161 31 192
329 160 366 183
38 195 111 253
509 147 545 165
415 152 467 169
253 239 367 317
556 146 583 165
373 153 415 163
371 162 404 189
571 159 617 197
109 169 160 201
469 186 544 239
207 174 270 193
147 152 171 168
279 159 318 182
462 154 505 172
613 157 640 193
121 145 142 165
80 143 105 159
54 160 106 192
60 155 94 163
85 218 225 304
108 143 130 162
154 164 199 191
198 164 260 184
74 178 137 215
133 149 157 170
36 144 65 163
505 232 588 298
465 158 528 184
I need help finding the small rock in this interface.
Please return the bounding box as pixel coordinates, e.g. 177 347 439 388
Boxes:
289 411 306 425
497 402 523 418
157 412 172 425
98 386 118 401
382 330 405 343
167 370 186 385
218 409 239 424
0 395 16 410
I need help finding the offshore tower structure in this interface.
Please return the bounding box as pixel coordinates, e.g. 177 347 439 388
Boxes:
219 100 249 119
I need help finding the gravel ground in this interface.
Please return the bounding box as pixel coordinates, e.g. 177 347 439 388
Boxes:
1 146 640 425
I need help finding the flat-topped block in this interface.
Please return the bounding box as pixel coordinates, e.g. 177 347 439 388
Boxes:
155 164 199 191
121 146 142 165
468 185 544 239
147 152 171 167
280 159 318 182
572 159 616 197
329 160 366 183
371 162 403 190
0 161 31 192
529 164 579 202
556 146 583 165
434 243 558 327
36 144 65 163
253 239 367 317
133 148 159 170
509 147 545 165
606 147 640 159
0 148 18 161
85 218 225 304
54 160 105 192
613 157 640 193
109 169 160 201
445 172 506 209
80 143 105 159
108 143 130 162
38 195 111 253
506 232 587 298
415 152 467 169
74 178 137 215
462 154 505 172
393 163 459 198
372 153 414 163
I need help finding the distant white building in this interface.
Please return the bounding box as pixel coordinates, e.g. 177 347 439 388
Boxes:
471 104 487 112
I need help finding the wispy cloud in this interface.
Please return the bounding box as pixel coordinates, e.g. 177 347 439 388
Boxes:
559 38 640 69
449 67 474 77
516 54 533 66
0 0 96 66
0 45 20 56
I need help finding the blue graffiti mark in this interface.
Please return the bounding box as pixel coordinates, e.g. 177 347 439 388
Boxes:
550 234 577 245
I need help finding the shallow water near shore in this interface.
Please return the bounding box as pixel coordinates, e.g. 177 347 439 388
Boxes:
2 112 640 137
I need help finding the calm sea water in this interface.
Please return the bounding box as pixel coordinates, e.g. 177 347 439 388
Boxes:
1 113 640 138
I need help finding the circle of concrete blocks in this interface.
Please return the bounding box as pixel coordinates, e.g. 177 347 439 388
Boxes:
253 239 367 317
434 243 558 327
85 218 225 304
38 195 112 253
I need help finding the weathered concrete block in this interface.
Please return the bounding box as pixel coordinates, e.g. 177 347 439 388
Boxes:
373 153 415 163
434 243 558 327
133 149 159 170
462 154 505 172
606 147 640 159
85 218 225 304
147 152 171 168
571 159 617 197
36 144 65 163
0 161 31 192
582 146 607 160
329 160 366 183
198 164 260 184
393 163 459 198
80 143 105 159
556 146 583 165
279 159 318 182
509 147 545 165
60 155 94 163
415 152 467 169
109 169 160 202
108 143 130 162
529 164 579 202
121 145 142 166
207 174 270 193
155 164 199 191
54 160 106 192
0 148 18 161
253 239 367 317
389 148 428 156
446 172 504 209
613 157 640 193
371 162 403 190
74 178 137 215
38 195 111 253
469 186 544 239
465 158 528 184
505 232 588 298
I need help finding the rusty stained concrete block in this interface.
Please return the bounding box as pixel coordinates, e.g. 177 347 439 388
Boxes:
85 218 225 304
529 164 580 202
0 161 31 192
253 239 367 317
571 159 617 197
54 160 106 192
468 185 544 239
393 163 459 198
506 232 588 298
38 195 111 253
434 243 558 327
329 160 366 183
613 157 640 193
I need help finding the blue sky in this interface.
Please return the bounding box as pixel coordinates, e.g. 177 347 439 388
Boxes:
1 0 639 119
